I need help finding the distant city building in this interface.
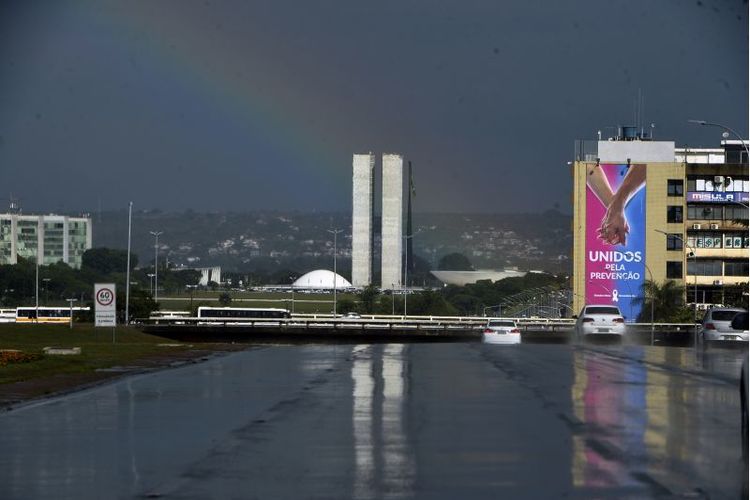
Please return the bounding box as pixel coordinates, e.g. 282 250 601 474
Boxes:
430 269 528 287
0 213 92 269
381 154 404 289
572 129 748 318
293 269 352 289
194 266 222 286
351 153 375 287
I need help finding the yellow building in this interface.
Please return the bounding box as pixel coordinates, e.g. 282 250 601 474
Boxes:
572 132 748 319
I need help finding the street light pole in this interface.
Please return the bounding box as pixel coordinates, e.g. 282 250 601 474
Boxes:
66 297 78 330
150 231 163 304
125 201 133 325
654 230 698 347
643 263 655 346
688 120 749 158
327 228 343 316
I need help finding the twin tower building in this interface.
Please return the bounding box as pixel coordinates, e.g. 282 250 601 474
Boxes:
351 153 407 289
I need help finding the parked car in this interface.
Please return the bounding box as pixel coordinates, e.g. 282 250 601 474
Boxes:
482 319 521 345
699 307 748 343
343 312 361 319
573 305 626 341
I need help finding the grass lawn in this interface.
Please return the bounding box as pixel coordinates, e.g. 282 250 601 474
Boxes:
0 323 197 386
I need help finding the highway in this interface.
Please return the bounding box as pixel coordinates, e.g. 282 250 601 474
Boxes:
0 342 746 499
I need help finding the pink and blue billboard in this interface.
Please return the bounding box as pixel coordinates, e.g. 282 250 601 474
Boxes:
585 163 646 321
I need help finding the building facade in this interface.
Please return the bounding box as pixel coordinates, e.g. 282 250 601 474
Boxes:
381 153 404 288
0 213 92 269
351 153 375 287
572 133 748 318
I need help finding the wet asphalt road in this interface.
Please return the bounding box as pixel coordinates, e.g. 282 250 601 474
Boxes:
0 343 747 499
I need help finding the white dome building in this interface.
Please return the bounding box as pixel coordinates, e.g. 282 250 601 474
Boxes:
293 269 352 289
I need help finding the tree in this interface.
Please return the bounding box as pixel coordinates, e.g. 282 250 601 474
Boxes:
218 292 232 306
359 285 380 314
336 297 357 314
82 248 137 276
633 280 693 323
437 253 474 271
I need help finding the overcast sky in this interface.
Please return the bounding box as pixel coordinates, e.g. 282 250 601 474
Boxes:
0 0 747 214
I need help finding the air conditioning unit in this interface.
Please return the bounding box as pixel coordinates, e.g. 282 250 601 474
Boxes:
692 224 702 230
714 176 724 185
713 280 723 286
710 224 719 230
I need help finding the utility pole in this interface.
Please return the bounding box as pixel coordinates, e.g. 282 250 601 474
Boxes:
327 228 343 316
150 231 163 304
125 202 133 325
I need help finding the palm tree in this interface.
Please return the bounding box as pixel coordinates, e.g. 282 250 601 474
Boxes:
633 280 692 323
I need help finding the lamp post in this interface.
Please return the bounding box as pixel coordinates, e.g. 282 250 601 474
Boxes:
289 276 296 314
688 120 749 158
654 229 698 347
66 297 78 330
643 263 655 346
150 231 163 304
327 228 343 316
402 232 419 317
147 273 155 296
125 201 133 325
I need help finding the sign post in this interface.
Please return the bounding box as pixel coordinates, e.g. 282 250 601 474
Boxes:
95 284 116 343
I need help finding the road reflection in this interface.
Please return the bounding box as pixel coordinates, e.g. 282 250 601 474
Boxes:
352 344 415 499
571 346 744 496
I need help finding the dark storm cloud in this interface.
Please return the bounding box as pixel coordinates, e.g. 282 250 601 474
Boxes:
0 0 746 214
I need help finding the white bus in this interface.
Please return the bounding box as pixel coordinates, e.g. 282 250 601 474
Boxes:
15 307 90 324
0 309 16 323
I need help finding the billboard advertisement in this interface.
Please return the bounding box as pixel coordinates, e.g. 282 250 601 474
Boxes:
585 163 646 321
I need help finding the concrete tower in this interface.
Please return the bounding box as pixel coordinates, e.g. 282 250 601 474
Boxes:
351 153 375 287
381 153 404 289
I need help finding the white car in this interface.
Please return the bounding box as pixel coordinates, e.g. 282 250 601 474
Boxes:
482 319 521 345
574 305 626 341
699 307 748 342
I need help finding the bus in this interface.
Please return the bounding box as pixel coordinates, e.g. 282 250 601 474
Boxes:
15 307 90 324
197 307 291 323
0 309 16 323
149 311 191 320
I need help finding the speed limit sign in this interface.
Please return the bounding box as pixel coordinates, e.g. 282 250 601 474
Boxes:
95 283 116 327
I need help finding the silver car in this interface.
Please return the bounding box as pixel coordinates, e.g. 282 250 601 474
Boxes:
699 307 748 342
574 305 626 341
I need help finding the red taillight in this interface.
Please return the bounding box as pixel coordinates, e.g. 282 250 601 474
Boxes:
613 317 624 323
483 328 494 334
704 323 716 330
582 317 594 323
510 328 520 333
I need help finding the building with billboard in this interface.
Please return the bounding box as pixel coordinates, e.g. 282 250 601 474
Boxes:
381 153 404 288
572 130 748 319
351 153 375 287
0 213 93 269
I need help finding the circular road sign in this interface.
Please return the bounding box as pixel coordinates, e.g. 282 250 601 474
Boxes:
96 287 115 307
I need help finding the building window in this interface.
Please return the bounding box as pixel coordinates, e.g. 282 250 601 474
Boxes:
667 206 683 223
667 179 684 196
724 205 749 221
666 234 683 250
666 261 683 279
687 259 722 276
725 260 749 277
687 205 721 220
